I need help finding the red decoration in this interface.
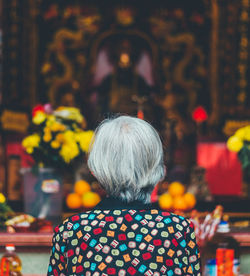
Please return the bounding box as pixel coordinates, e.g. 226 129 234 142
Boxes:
197 142 242 195
32 104 45 117
137 110 144 120
192 106 208 123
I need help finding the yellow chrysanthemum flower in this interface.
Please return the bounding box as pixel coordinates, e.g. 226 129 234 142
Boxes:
59 142 80 163
43 132 52 142
63 130 75 142
29 147 36 153
45 115 56 127
50 122 66 132
76 130 94 152
51 140 60 149
22 134 40 149
244 126 250 141
32 111 46 125
56 133 65 143
26 147 34 154
0 193 6 204
44 127 51 133
227 136 244 152
235 127 246 140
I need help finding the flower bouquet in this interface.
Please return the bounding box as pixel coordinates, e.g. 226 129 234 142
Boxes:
227 125 250 196
22 104 94 169
21 104 94 223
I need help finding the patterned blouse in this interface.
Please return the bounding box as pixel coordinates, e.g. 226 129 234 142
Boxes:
48 197 201 275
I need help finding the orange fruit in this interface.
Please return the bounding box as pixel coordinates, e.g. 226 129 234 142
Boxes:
82 191 101 209
158 193 173 210
74 180 91 196
183 193 196 209
173 196 188 211
66 193 82 209
168 181 185 197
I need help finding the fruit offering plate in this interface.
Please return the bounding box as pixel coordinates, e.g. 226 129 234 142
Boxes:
158 181 197 212
5 215 53 233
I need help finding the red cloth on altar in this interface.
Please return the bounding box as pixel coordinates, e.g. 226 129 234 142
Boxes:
197 142 242 196
6 142 34 168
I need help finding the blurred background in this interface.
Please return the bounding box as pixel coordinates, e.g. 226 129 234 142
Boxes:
1 0 250 274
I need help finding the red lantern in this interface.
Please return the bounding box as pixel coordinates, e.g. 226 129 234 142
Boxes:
192 106 208 123
137 110 144 120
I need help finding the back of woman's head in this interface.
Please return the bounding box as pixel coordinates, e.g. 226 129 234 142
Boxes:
88 115 165 203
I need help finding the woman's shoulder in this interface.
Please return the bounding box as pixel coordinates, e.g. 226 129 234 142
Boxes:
54 208 192 237
54 210 93 235
151 209 191 229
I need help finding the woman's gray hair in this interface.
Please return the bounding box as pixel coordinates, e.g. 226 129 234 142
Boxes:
87 115 165 203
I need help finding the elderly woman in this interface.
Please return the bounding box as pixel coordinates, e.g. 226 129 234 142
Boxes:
48 116 201 276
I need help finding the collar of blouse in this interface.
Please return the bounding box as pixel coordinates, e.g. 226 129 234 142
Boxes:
93 196 159 211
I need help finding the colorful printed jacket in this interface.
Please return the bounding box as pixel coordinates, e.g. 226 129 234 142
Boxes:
48 197 201 275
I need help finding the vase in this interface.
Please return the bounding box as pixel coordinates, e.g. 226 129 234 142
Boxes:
21 167 62 226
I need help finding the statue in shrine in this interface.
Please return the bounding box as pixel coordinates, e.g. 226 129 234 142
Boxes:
96 39 155 121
